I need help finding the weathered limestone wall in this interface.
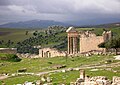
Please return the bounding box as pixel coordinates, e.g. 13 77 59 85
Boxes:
66 27 112 55
0 48 17 54
39 48 66 58
80 36 104 53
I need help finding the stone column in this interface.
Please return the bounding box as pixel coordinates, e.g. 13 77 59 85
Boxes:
70 37 73 54
41 50 43 57
80 37 82 53
80 69 85 80
68 36 70 54
73 37 78 54
68 36 78 54
75 37 78 53
73 37 75 54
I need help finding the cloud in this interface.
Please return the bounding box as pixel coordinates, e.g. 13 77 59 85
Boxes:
0 0 11 6
0 0 120 25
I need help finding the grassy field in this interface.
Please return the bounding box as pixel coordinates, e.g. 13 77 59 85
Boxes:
1 68 120 85
1 67 120 85
3 62 120 85
0 55 120 84
0 55 114 73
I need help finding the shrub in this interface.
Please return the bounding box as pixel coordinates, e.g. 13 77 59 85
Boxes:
0 53 21 62
48 61 52 64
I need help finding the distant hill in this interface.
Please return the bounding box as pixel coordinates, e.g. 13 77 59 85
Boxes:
86 22 120 28
0 20 71 29
0 20 120 29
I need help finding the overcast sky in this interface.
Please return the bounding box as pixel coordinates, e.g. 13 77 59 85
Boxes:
0 0 120 25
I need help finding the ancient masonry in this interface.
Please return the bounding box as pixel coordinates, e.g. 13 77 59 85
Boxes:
66 27 112 55
39 48 66 58
0 48 17 54
71 70 120 85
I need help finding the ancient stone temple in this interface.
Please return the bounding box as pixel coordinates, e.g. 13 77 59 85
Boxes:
66 27 79 54
66 27 112 55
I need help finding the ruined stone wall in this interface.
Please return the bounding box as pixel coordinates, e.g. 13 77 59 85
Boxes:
39 48 66 58
66 27 112 55
0 48 17 54
72 70 120 85
80 36 104 53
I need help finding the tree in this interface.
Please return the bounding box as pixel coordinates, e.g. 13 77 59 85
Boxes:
33 31 38 36
25 31 28 35
98 37 120 55
6 40 14 47
107 37 120 54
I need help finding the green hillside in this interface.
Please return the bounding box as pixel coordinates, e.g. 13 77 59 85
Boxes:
0 28 35 43
0 27 120 53
0 28 43 48
0 27 120 44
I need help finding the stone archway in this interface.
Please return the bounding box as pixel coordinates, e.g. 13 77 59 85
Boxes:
45 51 51 58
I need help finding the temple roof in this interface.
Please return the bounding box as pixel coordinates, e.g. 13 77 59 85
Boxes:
66 26 77 33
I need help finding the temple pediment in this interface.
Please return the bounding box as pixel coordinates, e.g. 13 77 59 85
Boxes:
66 26 77 33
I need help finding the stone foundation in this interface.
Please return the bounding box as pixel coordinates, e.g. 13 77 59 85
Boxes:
71 70 120 85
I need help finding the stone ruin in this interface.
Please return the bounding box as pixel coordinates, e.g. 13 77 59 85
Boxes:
112 76 120 85
71 70 120 85
66 27 112 56
16 48 67 58
39 47 67 58
0 48 17 54
17 26 116 58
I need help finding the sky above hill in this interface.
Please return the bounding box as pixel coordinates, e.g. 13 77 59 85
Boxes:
0 0 120 25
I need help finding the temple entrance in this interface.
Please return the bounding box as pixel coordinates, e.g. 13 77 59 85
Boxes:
66 27 79 54
44 51 51 58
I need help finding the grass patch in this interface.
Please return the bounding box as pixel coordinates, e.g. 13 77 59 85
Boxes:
112 66 120 71
49 68 120 84
86 70 120 80
50 71 79 84
1 75 40 85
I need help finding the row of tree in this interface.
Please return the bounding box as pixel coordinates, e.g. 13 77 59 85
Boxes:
0 40 14 47
16 26 67 54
